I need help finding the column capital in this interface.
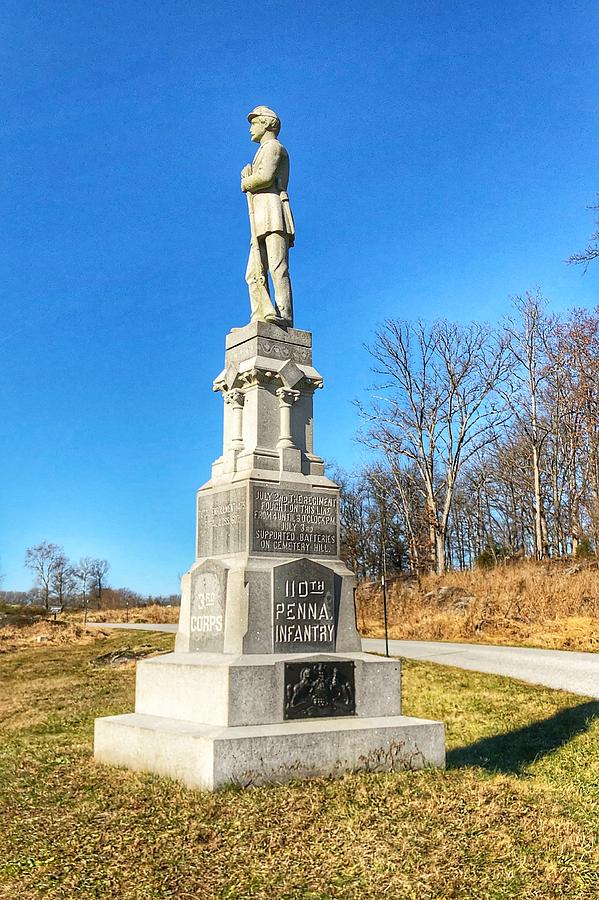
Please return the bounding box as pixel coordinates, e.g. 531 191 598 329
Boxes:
224 388 245 408
276 387 300 406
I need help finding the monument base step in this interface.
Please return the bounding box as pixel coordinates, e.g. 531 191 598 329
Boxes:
94 712 445 791
134 651 402 726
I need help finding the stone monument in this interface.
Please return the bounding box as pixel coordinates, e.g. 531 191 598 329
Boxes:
94 108 445 789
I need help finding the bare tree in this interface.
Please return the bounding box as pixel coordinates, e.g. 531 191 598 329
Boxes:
89 558 111 609
567 196 599 271
74 556 95 623
353 299 597 568
24 542 65 610
503 293 553 559
333 467 380 581
366 461 425 574
50 554 76 607
361 318 511 574
551 307 599 550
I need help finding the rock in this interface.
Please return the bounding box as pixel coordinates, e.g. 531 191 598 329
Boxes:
90 647 158 667
452 595 476 612
423 586 476 611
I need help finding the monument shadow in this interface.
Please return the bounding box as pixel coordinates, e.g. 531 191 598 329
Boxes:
447 700 599 774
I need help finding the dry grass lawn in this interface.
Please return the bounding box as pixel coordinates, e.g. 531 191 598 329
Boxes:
0 604 178 656
358 560 599 652
0 620 110 655
1 629 598 898
69 603 180 625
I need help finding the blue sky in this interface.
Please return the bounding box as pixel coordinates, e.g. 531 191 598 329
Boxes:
2 0 598 593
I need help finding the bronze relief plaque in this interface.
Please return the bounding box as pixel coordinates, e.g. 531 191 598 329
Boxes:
284 660 356 719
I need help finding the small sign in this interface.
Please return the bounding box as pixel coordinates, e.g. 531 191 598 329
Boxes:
272 558 336 653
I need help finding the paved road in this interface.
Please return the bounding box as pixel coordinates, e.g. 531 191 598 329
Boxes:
86 622 178 633
87 624 599 699
362 638 599 699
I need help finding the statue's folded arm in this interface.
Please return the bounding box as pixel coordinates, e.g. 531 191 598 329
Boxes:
244 142 282 192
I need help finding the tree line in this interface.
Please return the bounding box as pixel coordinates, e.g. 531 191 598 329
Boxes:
20 541 179 614
341 293 599 578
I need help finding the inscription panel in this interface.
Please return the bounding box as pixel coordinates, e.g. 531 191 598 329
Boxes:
197 486 247 558
252 484 338 557
189 560 226 652
284 660 356 719
273 558 336 653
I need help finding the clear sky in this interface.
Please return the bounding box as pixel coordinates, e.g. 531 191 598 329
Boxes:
2 0 598 594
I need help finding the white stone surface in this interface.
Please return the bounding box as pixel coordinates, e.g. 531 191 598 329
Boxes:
135 651 402 727
212 323 325 479
241 108 294 327
94 319 447 789
95 712 445 790
176 551 362 656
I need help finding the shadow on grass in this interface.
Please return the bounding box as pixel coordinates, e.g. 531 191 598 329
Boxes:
447 701 599 774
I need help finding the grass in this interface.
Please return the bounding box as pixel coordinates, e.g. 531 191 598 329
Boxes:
67 604 180 625
357 560 599 652
1 631 598 899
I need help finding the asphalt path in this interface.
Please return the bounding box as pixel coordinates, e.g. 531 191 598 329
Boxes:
86 622 178 633
363 638 599 699
87 624 599 699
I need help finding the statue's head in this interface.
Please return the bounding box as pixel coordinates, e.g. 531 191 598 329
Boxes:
247 106 281 142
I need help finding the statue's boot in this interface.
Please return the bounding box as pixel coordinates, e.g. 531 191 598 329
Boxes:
265 314 289 329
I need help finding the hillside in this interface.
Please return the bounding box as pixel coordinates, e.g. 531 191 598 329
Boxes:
357 560 599 652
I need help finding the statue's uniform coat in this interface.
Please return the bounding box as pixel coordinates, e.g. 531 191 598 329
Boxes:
246 139 293 239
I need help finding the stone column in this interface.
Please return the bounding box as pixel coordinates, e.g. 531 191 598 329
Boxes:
222 388 245 473
225 389 245 450
276 388 300 449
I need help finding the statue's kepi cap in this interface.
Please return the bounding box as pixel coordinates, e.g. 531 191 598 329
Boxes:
247 105 279 122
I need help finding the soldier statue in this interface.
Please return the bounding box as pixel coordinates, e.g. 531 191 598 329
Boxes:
241 106 295 328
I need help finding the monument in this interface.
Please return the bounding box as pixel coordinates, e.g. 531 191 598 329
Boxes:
94 107 445 789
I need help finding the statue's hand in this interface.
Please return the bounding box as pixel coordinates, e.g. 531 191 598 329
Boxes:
241 164 252 193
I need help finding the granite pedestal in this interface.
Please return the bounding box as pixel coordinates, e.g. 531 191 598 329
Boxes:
94 323 445 789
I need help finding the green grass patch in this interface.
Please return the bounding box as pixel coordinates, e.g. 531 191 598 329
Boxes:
0 633 598 898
